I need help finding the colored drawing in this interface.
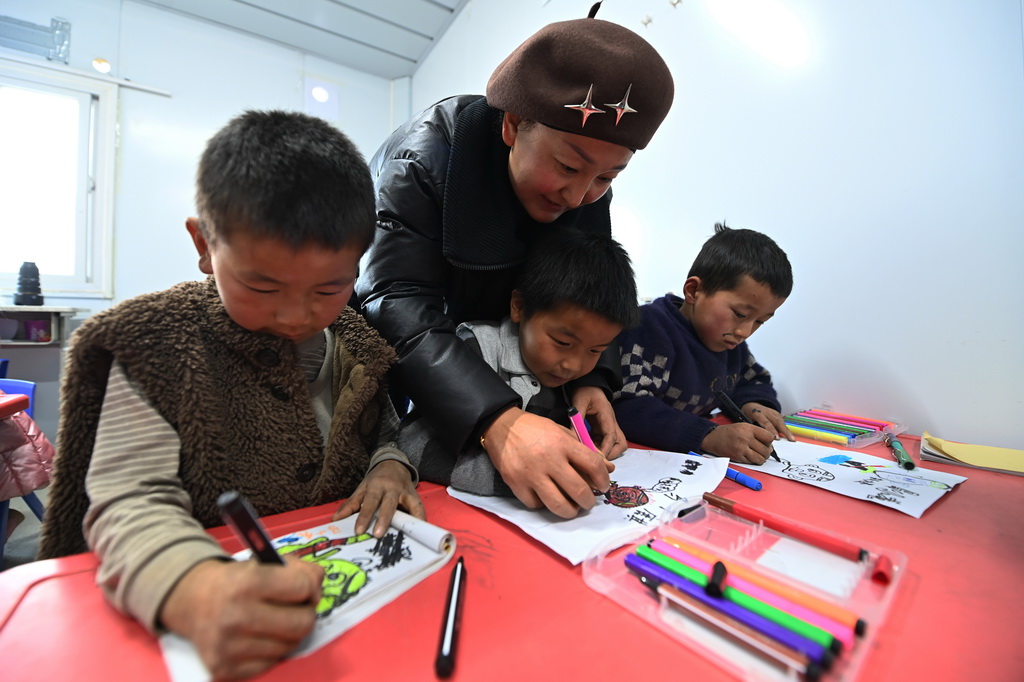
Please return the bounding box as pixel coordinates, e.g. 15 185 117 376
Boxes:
448 448 730 565
733 440 966 518
605 482 650 508
160 510 456 682
315 558 369 617
277 532 376 617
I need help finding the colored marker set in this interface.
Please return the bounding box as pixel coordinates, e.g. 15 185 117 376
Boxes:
583 499 906 681
784 407 906 449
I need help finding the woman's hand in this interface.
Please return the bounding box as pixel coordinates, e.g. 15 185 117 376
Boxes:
481 407 613 518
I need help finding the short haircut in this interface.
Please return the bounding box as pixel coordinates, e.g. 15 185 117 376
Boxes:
688 223 793 299
516 229 639 328
195 110 374 251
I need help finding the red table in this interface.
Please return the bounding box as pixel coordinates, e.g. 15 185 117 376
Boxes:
1 435 1021 681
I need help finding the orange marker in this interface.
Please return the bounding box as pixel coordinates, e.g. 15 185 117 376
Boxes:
662 533 867 637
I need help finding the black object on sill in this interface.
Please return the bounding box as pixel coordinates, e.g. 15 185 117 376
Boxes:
14 261 44 306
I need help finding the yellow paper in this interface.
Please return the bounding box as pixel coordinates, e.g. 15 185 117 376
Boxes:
921 431 1024 474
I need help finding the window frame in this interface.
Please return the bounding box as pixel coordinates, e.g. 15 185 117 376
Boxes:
0 57 117 299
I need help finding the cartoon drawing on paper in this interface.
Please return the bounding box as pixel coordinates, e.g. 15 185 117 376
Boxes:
651 477 684 493
279 531 372 558
371 531 412 568
604 483 649 507
277 532 375 617
315 558 370 617
447 448 730 565
597 458 718 527
161 512 456 679
822 453 952 489
780 461 835 482
275 529 417 618
603 459 703 513
776 454 953 510
739 440 967 519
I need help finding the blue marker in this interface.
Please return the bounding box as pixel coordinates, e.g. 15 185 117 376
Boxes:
726 467 763 491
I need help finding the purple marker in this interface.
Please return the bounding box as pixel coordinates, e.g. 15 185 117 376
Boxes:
625 552 833 667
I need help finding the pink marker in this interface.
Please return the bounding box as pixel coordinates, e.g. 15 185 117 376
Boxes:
649 538 857 648
567 406 598 451
569 406 609 500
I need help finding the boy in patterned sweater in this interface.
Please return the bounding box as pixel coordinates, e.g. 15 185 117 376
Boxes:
614 223 795 464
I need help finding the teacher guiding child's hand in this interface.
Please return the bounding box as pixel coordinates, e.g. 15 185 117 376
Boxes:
357 5 674 517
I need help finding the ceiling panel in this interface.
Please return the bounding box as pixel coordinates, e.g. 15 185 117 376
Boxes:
136 0 469 79
337 0 460 36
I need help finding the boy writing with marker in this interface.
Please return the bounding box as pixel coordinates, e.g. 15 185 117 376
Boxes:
400 229 639 503
614 223 795 464
39 111 424 679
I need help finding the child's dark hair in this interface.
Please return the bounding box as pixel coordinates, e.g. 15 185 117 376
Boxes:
688 223 793 299
516 229 639 328
195 110 374 251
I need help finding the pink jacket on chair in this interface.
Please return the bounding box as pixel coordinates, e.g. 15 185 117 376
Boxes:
0 391 54 500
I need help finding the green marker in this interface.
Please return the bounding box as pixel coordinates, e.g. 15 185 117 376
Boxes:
635 544 841 653
884 433 916 470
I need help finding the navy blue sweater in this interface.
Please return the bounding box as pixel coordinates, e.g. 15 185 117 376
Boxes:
613 293 780 454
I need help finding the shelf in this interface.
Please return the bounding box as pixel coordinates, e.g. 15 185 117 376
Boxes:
0 305 85 346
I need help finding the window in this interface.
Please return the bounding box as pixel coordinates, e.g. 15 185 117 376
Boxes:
0 58 116 299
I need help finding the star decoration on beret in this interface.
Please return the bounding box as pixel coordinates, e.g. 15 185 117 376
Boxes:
564 84 605 127
606 84 637 125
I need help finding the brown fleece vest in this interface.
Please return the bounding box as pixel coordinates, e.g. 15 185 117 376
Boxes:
39 277 396 559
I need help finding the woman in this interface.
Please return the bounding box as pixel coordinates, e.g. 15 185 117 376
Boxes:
357 9 674 519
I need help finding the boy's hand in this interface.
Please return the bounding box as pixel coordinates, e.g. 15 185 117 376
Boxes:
332 460 426 537
571 385 628 460
741 403 795 441
701 423 775 465
160 557 323 680
482 407 614 518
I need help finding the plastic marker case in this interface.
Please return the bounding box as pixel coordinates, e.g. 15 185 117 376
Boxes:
784 407 907 449
583 503 906 682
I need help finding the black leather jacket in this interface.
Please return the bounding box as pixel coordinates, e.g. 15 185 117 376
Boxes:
357 95 616 451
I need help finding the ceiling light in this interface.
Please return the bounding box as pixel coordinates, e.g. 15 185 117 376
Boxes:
706 0 811 68
311 86 329 103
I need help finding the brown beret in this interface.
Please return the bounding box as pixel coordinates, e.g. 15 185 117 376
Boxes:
486 18 674 151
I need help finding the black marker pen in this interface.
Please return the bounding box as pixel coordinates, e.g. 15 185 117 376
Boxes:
435 556 466 678
217 490 284 565
714 390 781 463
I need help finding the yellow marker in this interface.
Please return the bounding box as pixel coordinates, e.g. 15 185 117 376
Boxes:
787 425 849 446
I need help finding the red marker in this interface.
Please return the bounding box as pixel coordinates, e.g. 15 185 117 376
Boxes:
703 492 868 563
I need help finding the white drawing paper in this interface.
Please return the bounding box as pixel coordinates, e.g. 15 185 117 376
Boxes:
160 510 455 682
755 536 864 599
735 439 967 518
447 448 729 565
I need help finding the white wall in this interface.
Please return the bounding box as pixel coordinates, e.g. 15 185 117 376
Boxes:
412 0 1024 450
4 0 1022 450
1 0 396 437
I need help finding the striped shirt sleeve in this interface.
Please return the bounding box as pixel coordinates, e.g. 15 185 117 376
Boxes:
84 361 225 632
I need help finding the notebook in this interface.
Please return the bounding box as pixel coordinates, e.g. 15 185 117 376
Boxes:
918 431 1024 476
161 509 456 681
